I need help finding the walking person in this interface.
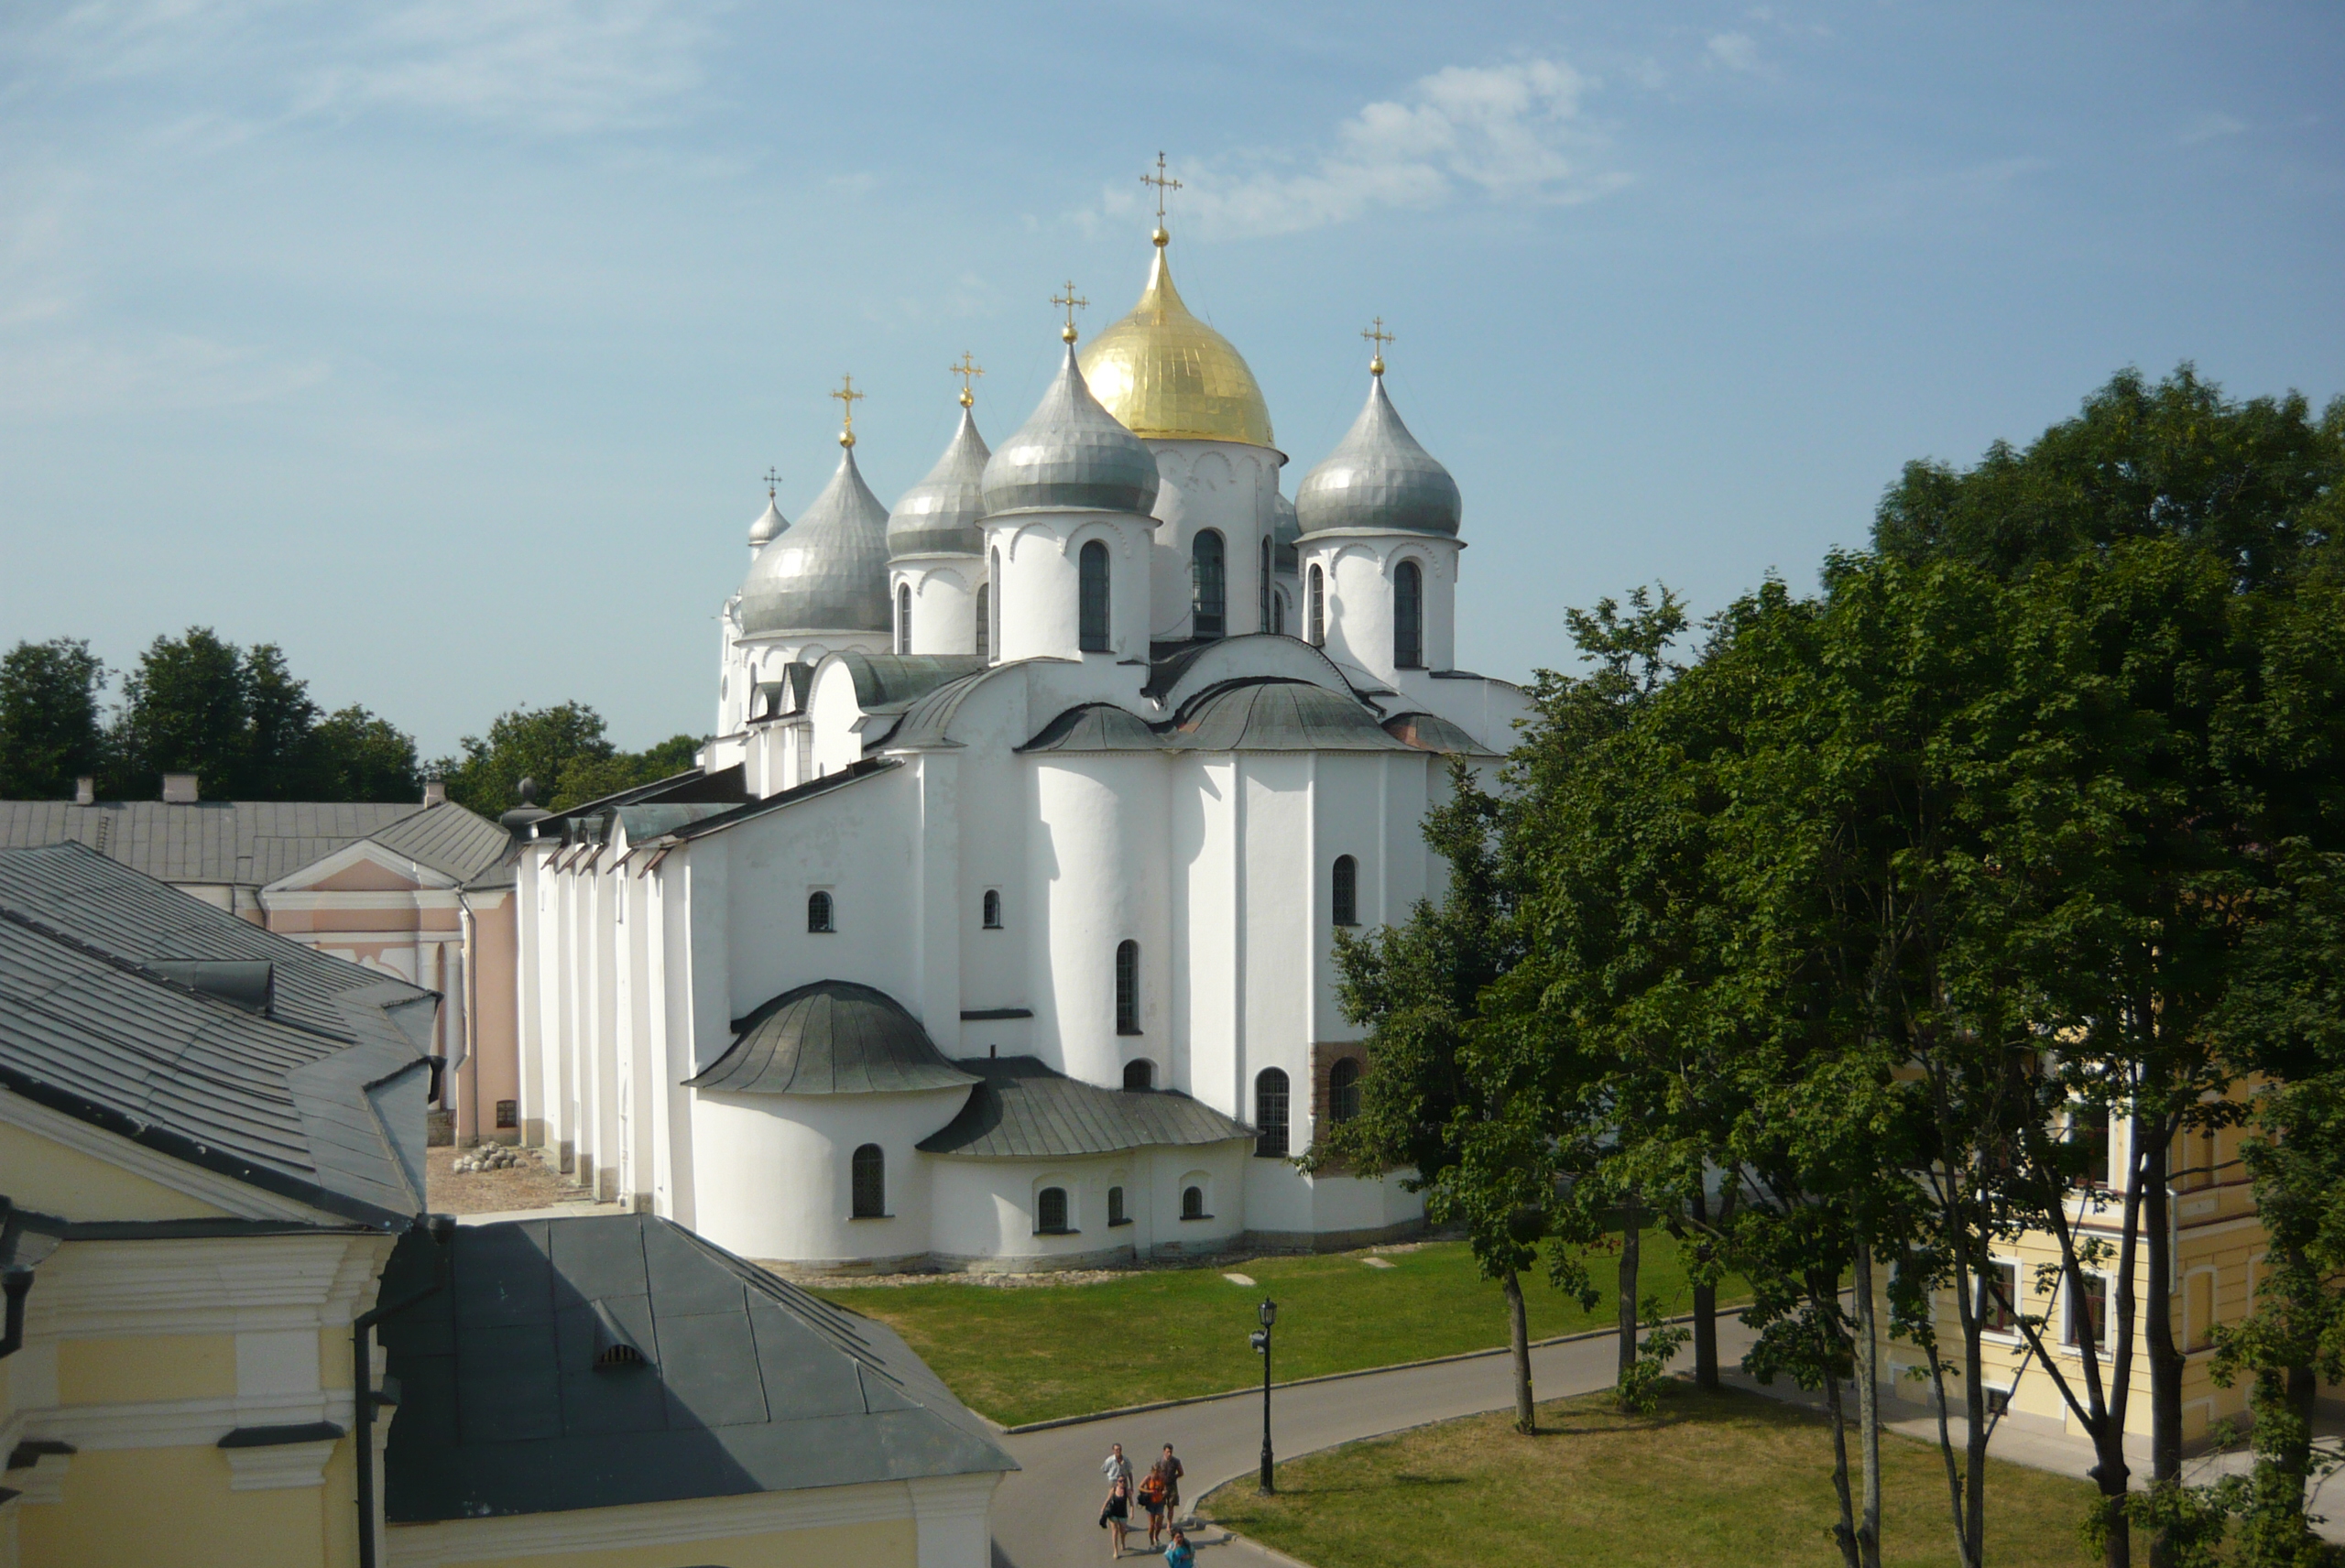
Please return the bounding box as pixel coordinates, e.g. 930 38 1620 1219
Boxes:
1100 1472 1133 1560
1153 1443 1184 1531
1100 1442 1134 1491
1162 1526 1195 1568
1136 1459 1167 1549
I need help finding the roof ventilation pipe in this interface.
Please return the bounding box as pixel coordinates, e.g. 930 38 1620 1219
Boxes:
160 773 200 803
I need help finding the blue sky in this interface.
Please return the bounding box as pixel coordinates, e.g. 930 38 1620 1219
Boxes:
2 1 2338 757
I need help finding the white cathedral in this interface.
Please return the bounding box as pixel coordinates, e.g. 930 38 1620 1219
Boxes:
514 222 1530 1270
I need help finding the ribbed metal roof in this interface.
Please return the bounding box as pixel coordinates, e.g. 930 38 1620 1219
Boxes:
917 1055 1252 1158
832 652 992 714
738 447 893 637
1169 680 1415 752
0 800 420 887
1017 702 1162 753
980 343 1161 517
887 406 990 558
365 802 514 886
0 844 435 1225
1295 374 1461 538
380 1213 1014 1523
1381 711 1497 756
686 980 977 1096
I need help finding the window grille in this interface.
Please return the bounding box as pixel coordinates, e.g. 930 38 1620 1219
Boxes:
1393 561 1423 669
850 1143 886 1218
1037 1187 1069 1233
1192 530 1226 639
807 890 834 932
1307 565 1325 646
1181 1185 1205 1220
1116 940 1140 1034
983 889 1002 929
897 583 912 654
976 583 990 659
1259 536 1272 631
1255 1068 1290 1158
1332 855 1358 927
1079 541 1111 652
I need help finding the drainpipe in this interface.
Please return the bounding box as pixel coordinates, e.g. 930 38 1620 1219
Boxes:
353 1214 455 1568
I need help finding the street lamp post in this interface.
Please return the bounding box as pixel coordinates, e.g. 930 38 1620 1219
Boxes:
1249 1298 1278 1494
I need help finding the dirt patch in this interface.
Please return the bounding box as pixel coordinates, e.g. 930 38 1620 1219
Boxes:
425 1144 590 1215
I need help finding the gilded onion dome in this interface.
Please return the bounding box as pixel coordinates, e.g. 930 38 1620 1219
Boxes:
737 445 892 635
747 495 788 550
981 343 1161 517
1295 373 1461 538
888 406 991 558
1079 241 1275 448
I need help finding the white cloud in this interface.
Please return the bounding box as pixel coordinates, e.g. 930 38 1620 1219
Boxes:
1706 32 1762 72
2176 111 2246 147
1143 59 1627 241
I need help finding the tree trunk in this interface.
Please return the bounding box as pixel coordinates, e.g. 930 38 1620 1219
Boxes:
1502 1266 1536 1434
1852 1241 1884 1568
1821 1288 1863 1568
1690 1186 1719 1392
2140 1118 2182 1568
1617 1189 1642 1390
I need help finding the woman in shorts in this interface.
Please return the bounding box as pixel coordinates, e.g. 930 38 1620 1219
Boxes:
1100 1473 1132 1559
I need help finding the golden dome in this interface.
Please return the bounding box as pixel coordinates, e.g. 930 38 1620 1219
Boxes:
1078 242 1274 448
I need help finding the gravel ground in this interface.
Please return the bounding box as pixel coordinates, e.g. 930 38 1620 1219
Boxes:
425 1144 590 1214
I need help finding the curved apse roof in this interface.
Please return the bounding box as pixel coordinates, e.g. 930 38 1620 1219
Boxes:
686 980 976 1095
1168 680 1415 753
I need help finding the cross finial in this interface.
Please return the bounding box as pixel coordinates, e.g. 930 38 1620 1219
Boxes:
830 375 864 447
950 352 984 408
1052 280 1088 343
1362 317 1394 376
1141 151 1182 245
763 466 783 499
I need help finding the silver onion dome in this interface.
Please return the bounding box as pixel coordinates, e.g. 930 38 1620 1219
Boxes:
980 343 1160 517
747 496 788 551
888 407 991 558
1294 375 1460 538
1271 488 1301 573
737 446 892 636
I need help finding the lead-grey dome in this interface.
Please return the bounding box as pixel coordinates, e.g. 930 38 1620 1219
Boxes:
889 407 990 558
737 447 891 636
684 979 978 1095
1271 488 1301 572
747 496 788 550
980 343 1160 517
1295 376 1460 538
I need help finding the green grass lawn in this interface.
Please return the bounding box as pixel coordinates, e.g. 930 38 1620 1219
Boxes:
808 1234 1715 1428
1204 1384 2101 1568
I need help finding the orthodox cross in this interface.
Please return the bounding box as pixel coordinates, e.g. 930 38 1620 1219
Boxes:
1053 280 1088 343
950 352 984 408
763 466 783 499
830 375 864 446
1361 317 1394 376
1141 152 1182 234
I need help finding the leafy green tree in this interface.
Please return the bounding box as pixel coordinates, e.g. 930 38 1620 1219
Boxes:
0 639 108 798
308 706 423 802
434 702 615 817
549 733 702 811
113 627 257 798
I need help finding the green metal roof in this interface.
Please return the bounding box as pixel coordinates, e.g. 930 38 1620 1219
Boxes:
916 1055 1252 1159
687 979 977 1095
1017 702 1162 753
1168 680 1414 753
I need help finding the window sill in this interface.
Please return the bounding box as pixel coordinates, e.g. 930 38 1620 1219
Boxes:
1107 1217 1133 1228
1252 1149 1290 1160
1116 1028 1143 1038
1034 1227 1080 1237
847 1214 895 1221
1179 1214 1216 1223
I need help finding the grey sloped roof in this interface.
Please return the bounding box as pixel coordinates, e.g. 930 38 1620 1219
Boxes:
1169 680 1414 752
687 980 976 1095
1382 711 1497 756
379 1213 1014 1523
0 844 434 1225
832 652 991 714
1018 702 1162 753
917 1056 1252 1159
0 800 421 888
364 801 513 886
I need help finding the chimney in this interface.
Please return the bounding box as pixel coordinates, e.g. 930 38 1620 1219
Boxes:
73 777 94 806
160 774 200 804
421 780 447 808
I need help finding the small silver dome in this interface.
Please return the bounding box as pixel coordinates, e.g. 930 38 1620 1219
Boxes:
980 343 1160 517
1272 488 1301 573
737 446 891 636
888 407 990 558
1295 376 1460 538
747 496 788 550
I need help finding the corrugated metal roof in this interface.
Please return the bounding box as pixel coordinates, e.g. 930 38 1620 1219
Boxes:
379 1212 1015 1522
687 980 976 1096
365 802 513 886
916 1056 1252 1159
0 844 436 1225
1017 702 1162 754
0 800 420 887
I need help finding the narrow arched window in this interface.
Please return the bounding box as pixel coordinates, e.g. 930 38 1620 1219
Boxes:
1332 854 1358 927
1307 565 1325 647
1037 1187 1069 1234
1393 561 1423 669
851 1143 886 1217
1182 1185 1205 1220
807 890 834 932
1260 536 1272 632
1123 1059 1154 1091
1274 591 1286 637
1255 1068 1290 1158
988 548 1002 655
1115 940 1140 1034
982 888 1002 929
1191 529 1227 639
1108 1185 1129 1225
976 582 990 660
897 583 912 654
1079 540 1111 652
1330 1058 1362 1124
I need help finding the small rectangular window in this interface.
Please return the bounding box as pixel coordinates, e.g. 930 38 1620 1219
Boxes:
2065 1272 2109 1348
495 1099 519 1130
1979 1261 2018 1334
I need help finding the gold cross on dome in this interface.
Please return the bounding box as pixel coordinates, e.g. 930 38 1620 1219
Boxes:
950 352 984 408
830 375 864 446
1052 280 1089 343
1141 151 1183 228
763 466 783 498
1362 317 1394 376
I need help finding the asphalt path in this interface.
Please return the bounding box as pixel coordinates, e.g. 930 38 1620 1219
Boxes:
991 1320 1753 1568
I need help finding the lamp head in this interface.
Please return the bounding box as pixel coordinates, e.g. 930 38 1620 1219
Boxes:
1259 1298 1278 1329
